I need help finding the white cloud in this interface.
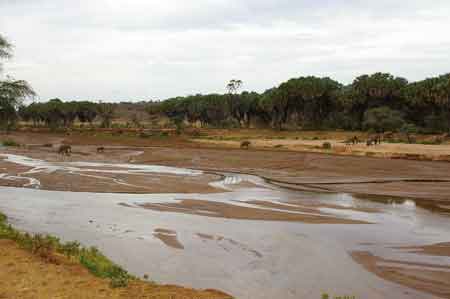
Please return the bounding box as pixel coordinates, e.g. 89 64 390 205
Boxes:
1 0 450 101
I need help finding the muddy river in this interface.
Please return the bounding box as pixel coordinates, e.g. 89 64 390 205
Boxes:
0 154 449 299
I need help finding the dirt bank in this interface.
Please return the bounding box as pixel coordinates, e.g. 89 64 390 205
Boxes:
0 239 230 299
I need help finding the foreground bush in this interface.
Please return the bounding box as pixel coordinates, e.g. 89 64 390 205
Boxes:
2 139 20 147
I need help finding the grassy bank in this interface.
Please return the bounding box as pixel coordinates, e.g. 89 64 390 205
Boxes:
0 212 132 288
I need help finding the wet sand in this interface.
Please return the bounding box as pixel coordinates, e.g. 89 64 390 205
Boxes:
395 242 450 257
351 251 450 298
0 153 221 194
140 199 368 224
153 229 185 249
4 131 450 202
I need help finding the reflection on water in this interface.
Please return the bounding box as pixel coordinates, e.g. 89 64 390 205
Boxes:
0 154 449 299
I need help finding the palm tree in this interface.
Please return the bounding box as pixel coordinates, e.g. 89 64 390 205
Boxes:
97 103 115 128
226 79 243 124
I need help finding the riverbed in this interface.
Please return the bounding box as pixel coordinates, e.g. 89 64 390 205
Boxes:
0 153 449 298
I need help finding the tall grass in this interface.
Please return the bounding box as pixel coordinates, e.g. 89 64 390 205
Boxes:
0 212 132 288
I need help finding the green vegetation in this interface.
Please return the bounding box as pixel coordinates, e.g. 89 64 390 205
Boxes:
322 142 332 149
0 212 133 288
2 139 20 147
15 72 450 135
0 34 35 132
97 102 115 128
19 99 99 129
145 73 450 133
363 106 405 133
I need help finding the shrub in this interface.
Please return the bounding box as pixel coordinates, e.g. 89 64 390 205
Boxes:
110 276 129 288
400 123 418 144
30 234 59 262
424 112 449 133
322 142 332 149
2 139 20 147
61 241 81 258
139 132 151 138
363 106 405 133
188 130 202 137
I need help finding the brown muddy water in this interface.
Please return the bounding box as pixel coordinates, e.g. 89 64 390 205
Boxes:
0 154 449 299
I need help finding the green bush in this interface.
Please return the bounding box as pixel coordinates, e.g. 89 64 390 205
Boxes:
400 123 418 144
322 142 332 149
363 106 405 133
139 132 151 138
2 139 20 147
110 276 129 288
424 112 449 133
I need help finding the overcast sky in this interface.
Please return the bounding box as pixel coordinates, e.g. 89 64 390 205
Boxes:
1 0 450 102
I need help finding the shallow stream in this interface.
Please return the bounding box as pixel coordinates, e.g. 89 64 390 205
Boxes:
0 154 449 299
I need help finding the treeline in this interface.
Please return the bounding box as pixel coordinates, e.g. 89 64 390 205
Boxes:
3 31 450 133
18 99 116 129
148 73 450 133
0 35 450 133
15 72 450 134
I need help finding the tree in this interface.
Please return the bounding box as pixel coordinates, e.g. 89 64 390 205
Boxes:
363 106 405 133
0 34 35 131
131 114 141 128
76 101 98 125
226 79 243 125
0 34 13 71
226 79 243 95
348 73 408 128
403 74 450 133
259 77 341 130
97 103 115 128
400 123 418 144
235 91 260 127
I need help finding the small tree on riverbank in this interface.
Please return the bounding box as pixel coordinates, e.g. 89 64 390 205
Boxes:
0 34 35 132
